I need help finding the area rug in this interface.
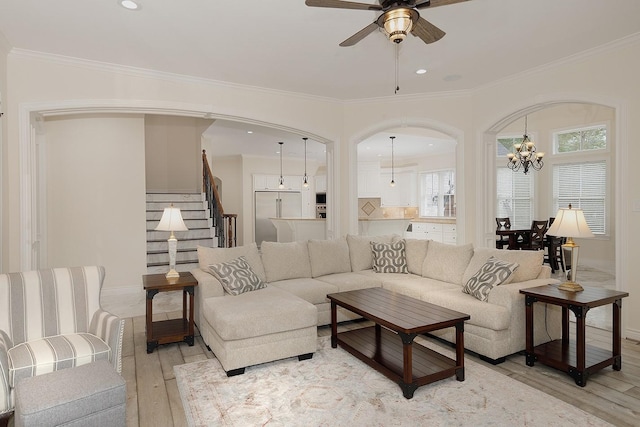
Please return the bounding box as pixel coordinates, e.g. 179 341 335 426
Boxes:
175 337 611 427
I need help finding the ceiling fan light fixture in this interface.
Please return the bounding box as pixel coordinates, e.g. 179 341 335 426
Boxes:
383 8 413 44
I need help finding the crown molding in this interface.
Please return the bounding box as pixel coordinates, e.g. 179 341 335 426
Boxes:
8 48 343 105
474 32 640 94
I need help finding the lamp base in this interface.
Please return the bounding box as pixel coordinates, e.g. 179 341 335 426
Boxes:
558 281 584 292
165 269 180 279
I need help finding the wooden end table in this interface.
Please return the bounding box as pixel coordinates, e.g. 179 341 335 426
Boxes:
143 272 198 354
328 287 470 399
520 284 629 386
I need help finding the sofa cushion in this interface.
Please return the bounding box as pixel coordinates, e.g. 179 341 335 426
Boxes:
315 272 383 292
269 278 338 305
404 239 429 275
308 238 352 278
8 333 111 387
462 257 519 302
198 243 266 282
261 241 312 282
371 240 409 274
422 241 474 285
423 289 511 331
346 234 396 272
202 286 317 341
208 256 267 296
462 248 544 284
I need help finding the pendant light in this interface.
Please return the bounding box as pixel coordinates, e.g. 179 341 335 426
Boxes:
302 137 309 188
278 141 285 189
390 136 396 187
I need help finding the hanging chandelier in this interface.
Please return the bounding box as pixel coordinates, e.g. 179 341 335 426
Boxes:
507 116 544 174
389 136 396 187
278 142 285 189
302 137 309 188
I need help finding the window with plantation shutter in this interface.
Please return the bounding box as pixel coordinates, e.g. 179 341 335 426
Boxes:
552 161 606 234
551 124 608 236
496 136 533 229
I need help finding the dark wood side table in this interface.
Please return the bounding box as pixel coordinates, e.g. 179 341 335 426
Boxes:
520 285 629 386
143 272 198 354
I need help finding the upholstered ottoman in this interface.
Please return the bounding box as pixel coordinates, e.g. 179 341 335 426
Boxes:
200 286 318 376
14 360 126 427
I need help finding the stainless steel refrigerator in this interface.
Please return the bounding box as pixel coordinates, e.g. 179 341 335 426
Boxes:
254 191 302 247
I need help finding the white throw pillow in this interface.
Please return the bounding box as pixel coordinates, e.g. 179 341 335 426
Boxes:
308 238 352 277
462 256 519 302
208 256 267 296
370 240 409 274
422 241 474 285
260 241 312 282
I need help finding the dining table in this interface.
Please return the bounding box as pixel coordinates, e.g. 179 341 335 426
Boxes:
495 227 531 250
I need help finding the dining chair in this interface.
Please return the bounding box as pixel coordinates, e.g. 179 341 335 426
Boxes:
544 217 567 273
516 220 548 250
495 217 511 249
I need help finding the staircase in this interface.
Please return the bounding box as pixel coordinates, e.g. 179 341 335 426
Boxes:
146 193 217 274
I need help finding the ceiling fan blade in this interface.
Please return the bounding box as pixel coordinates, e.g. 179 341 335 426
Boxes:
305 0 382 11
415 0 470 10
339 22 380 46
411 17 446 44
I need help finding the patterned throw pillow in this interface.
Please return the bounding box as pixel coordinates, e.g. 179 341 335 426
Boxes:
370 240 409 274
463 256 519 302
208 256 267 296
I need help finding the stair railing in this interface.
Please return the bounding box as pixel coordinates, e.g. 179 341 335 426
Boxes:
202 150 237 248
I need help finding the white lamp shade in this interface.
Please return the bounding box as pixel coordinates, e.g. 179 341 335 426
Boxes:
547 207 594 238
155 206 188 232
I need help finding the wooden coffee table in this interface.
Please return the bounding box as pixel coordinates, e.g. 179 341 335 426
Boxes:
328 287 470 399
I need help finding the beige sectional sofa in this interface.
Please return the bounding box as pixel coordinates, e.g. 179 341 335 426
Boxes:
191 235 562 374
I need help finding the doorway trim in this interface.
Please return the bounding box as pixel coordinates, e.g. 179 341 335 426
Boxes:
348 117 465 240
17 99 335 270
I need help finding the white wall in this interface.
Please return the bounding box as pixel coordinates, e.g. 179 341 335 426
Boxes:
145 115 213 193
43 114 147 290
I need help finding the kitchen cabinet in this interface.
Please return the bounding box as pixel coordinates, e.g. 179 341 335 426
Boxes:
315 175 327 193
405 222 456 243
380 170 417 207
253 174 302 191
357 162 380 198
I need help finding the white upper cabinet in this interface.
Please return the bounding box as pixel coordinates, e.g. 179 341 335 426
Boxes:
357 162 381 198
253 174 302 191
315 175 327 193
380 169 417 206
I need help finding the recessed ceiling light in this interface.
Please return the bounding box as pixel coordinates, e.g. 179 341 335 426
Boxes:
120 1 140 11
416 69 427 75
247 130 253 134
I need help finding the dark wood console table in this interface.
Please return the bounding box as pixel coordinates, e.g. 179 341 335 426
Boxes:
520 285 628 386
143 272 197 354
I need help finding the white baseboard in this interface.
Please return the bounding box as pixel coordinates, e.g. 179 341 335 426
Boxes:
625 328 640 342
102 285 143 298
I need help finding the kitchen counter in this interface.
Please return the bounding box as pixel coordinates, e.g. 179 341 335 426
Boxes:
408 218 456 224
358 218 411 237
270 218 326 242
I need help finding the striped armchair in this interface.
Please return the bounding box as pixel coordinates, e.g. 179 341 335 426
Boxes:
0 266 124 417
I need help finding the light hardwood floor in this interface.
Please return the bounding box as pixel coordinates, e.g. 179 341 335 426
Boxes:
124 312 640 427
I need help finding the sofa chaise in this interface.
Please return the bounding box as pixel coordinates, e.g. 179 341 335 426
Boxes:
191 235 562 374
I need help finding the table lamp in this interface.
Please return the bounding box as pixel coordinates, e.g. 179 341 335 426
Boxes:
155 204 188 278
546 204 594 292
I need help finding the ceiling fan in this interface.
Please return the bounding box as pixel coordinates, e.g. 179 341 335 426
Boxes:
305 0 470 46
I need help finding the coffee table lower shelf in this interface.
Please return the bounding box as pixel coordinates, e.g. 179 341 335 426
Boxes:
337 326 462 398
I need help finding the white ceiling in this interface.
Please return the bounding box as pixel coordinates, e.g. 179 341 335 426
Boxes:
1 0 638 161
